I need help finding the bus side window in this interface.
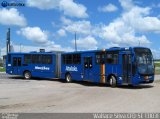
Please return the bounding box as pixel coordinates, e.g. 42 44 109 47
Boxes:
66 55 72 64
106 53 118 64
46 55 52 64
96 54 101 64
106 54 113 64
113 54 118 64
73 54 81 64
18 58 21 66
24 55 31 64
62 54 81 64
41 55 52 64
62 55 66 64
13 58 17 66
95 53 105 64
32 55 41 64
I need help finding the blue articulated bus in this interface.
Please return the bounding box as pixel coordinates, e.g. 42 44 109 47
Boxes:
6 47 155 86
61 47 155 86
6 52 61 79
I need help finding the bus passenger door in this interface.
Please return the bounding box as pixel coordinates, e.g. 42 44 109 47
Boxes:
122 54 132 84
84 57 93 81
13 57 22 75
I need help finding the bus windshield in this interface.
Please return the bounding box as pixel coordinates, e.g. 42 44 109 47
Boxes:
134 48 154 75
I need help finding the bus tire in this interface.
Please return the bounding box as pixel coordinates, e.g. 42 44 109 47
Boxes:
109 76 117 87
24 71 31 79
65 73 72 83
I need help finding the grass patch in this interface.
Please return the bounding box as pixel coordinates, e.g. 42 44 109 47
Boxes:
154 62 160 74
0 68 5 72
155 69 160 75
155 63 160 67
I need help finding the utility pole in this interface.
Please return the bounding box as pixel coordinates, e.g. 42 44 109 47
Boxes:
6 28 11 54
75 32 77 51
0 41 1 58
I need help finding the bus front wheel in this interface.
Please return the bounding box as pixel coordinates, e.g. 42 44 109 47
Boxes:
24 71 31 79
65 73 72 83
109 76 117 87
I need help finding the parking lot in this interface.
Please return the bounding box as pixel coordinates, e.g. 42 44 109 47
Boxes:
0 73 160 113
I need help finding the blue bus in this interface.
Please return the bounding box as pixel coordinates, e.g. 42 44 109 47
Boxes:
6 52 61 79
6 47 155 86
61 47 155 86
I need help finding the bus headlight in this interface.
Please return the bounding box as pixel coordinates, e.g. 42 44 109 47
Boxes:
144 76 148 80
119 77 122 80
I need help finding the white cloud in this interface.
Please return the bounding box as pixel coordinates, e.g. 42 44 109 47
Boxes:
98 3 118 12
151 49 160 59
121 7 160 32
60 16 72 25
51 21 61 28
119 0 160 33
100 20 151 46
17 27 51 45
26 0 88 18
0 8 27 26
106 42 120 48
71 36 98 50
98 0 160 47
59 0 88 18
57 29 66 37
119 0 134 10
27 0 59 10
65 21 91 34
16 26 74 51
61 17 91 35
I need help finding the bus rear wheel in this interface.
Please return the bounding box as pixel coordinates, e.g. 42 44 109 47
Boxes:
109 76 117 87
24 71 31 79
65 73 72 83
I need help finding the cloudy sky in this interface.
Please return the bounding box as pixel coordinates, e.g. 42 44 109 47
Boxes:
0 0 160 58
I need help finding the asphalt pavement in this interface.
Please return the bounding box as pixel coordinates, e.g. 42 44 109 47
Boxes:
0 73 160 113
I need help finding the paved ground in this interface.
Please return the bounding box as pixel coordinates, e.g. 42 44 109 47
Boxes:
0 73 160 113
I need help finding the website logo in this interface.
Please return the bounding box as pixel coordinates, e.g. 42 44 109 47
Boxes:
1 1 25 7
1 1 7 7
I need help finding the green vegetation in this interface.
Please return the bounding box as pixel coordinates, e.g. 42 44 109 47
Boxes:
0 68 5 72
155 63 160 67
155 62 160 74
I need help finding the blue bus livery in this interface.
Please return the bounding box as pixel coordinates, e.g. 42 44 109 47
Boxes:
6 47 155 86
6 52 61 79
61 47 154 86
